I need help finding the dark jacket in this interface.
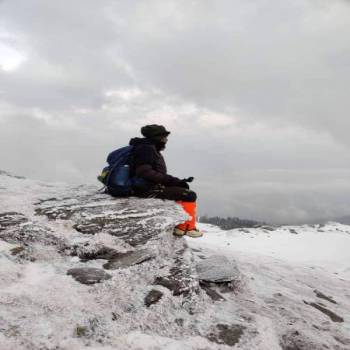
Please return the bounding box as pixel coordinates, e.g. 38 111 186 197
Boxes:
129 137 181 188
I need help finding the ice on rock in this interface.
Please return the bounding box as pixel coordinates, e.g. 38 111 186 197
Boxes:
196 255 240 283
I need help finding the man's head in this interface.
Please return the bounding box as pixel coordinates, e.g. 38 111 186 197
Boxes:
141 124 170 150
141 124 170 139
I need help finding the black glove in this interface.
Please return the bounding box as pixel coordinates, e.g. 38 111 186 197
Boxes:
183 177 194 183
177 180 190 189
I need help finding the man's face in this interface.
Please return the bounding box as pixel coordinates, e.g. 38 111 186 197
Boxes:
155 136 168 151
160 136 168 144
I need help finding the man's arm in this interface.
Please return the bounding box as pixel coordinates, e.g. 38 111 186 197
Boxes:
135 164 180 185
133 145 181 185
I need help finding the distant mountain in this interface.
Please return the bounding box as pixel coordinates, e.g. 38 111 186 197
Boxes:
333 215 350 225
0 169 25 179
199 215 266 230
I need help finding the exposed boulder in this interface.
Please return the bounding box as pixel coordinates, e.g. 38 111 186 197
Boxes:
67 267 112 285
103 249 155 270
144 289 163 307
196 255 240 283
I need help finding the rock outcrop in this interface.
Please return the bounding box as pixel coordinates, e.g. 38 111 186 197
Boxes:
1 171 349 350
0 172 245 350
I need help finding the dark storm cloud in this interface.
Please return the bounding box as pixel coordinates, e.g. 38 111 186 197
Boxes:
0 0 349 223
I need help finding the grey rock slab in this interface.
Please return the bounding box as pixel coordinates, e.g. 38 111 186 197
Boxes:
196 255 240 283
103 249 155 270
207 324 245 347
35 196 185 246
144 289 163 307
67 267 112 285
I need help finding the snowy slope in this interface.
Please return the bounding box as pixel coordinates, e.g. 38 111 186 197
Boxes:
187 223 350 349
1 171 350 350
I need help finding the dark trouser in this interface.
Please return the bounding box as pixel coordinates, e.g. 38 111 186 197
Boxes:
134 184 197 202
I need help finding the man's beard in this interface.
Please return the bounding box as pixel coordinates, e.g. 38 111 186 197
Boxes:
154 140 167 151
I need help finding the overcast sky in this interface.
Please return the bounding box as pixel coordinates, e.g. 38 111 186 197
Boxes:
1 0 350 224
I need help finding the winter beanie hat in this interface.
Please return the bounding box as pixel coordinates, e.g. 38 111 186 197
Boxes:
141 124 170 140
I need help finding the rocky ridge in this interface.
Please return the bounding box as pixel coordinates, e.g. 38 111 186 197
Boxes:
1 171 349 350
0 172 248 350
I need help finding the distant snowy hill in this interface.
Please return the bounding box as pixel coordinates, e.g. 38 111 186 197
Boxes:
1 171 349 350
334 215 350 225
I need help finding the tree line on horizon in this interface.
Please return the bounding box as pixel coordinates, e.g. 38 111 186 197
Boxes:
199 215 265 230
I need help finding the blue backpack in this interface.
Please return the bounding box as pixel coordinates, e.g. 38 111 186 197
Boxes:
98 146 136 196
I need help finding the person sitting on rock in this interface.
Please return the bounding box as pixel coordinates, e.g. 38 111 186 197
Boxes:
129 124 203 238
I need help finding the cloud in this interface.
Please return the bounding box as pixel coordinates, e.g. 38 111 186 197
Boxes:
119 0 350 142
0 0 349 223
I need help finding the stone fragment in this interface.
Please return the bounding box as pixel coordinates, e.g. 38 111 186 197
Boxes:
199 281 225 301
75 325 88 337
196 255 240 283
304 301 344 323
154 276 183 296
313 290 337 304
10 246 25 255
207 324 245 347
103 249 154 270
280 330 326 350
144 289 163 307
67 267 112 285
175 318 184 327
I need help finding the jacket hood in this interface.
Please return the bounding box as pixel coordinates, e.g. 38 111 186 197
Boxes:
129 137 166 152
129 137 154 146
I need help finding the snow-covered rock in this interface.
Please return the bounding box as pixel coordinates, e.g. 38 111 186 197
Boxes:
196 255 240 283
1 170 350 350
187 223 350 349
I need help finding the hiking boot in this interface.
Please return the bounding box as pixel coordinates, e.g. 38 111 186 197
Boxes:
185 229 203 238
173 227 186 236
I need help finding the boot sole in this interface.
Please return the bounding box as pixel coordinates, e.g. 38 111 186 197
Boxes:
173 229 186 237
186 232 203 238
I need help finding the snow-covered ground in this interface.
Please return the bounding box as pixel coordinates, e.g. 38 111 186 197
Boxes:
187 223 350 349
193 222 350 279
1 170 350 349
